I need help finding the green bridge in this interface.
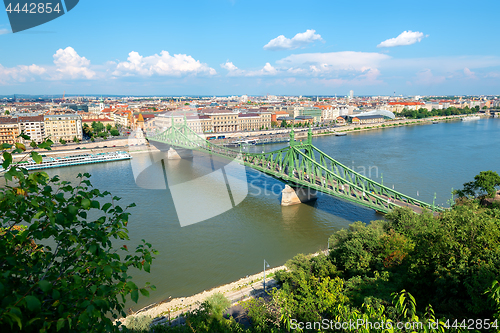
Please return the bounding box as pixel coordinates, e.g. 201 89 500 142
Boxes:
147 122 444 214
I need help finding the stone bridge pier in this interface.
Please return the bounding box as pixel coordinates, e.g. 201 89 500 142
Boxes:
281 184 318 206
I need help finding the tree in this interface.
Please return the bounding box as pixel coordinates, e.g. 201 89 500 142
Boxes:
73 136 79 143
82 124 93 138
5 110 10 115
280 119 287 128
91 121 104 134
455 170 500 198
204 293 231 321
0 136 157 332
110 129 120 136
106 124 112 132
59 138 67 145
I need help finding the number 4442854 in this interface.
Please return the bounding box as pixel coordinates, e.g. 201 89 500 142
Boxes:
6 2 62 14
444 319 498 330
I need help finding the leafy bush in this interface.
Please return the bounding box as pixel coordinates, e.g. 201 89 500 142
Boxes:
205 293 231 321
0 137 157 332
126 314 153 331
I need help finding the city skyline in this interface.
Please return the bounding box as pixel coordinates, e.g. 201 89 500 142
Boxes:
1 0 500 96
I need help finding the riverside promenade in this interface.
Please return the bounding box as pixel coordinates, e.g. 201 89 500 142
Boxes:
119 265 286 328
120 250 331 329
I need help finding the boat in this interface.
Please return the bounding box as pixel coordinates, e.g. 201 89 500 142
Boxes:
432 121 439 124
1 151 132 173
461 115 481 121
335 132 347 136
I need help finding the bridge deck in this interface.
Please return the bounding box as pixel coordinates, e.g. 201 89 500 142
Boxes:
147 124 443 215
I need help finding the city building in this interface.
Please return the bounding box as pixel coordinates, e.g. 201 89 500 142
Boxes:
44 114 83 142
297 107 322 123
350 115 385 125
18 115 45 143
205 109 238 133
0 118 20 145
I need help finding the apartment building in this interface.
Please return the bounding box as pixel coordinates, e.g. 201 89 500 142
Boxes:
44 114 83 142
237 112 272 131
0 118 20 145
113 110 132 128
207 110 239 133
18 115 45 143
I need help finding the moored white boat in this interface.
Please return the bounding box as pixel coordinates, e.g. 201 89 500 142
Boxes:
1 151 132 173
461 115 481 121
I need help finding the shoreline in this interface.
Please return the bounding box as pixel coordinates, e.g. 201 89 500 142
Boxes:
14 114 484 160
311 114 469 137
122 250 330 326
120 265 287 326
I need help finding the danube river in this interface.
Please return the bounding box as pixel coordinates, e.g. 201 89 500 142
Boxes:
43 118 499 311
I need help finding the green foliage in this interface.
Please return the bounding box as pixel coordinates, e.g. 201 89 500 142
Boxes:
111 128 120 136
396 106 476 119
59 138 67 145
91 121 105 133
386 203 500 316
125 315 153 331
280 119 287 128
0 137 157 332
328 220 387 277
73 136 79 143
106 124 112 132
204 293 231 321
455 170 500 198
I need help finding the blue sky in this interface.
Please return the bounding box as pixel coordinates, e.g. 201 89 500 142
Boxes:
1 0 499 96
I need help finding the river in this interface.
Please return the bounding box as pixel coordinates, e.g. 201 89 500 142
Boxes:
41 118 500 311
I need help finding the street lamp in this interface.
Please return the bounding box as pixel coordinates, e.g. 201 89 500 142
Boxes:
263 259 270 291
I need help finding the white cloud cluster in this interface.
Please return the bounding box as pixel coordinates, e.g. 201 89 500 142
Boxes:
0 29 11 35
263 29 322 51
277 51 390 73
220 61 277 77
0 64 46 84
52 47 95 79
114 51 216 77
377 31 425 48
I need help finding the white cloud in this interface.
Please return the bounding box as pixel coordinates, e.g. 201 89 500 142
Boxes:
0 29 11 35
52 47 95 79
221 61 277 77
385 56 500 72
114 51 216 77
377 31 425 48
414 69 446 85
247 63 277 76
221 61 238 71
264 29 322 51
0 64 46 84
463 67 476 78
277 51 390 73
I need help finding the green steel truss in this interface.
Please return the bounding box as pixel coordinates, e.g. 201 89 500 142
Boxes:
147 121 443 214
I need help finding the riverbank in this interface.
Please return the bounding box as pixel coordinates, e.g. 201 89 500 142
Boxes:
313 114 469 137
119 264 287 327
119 248 332 328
